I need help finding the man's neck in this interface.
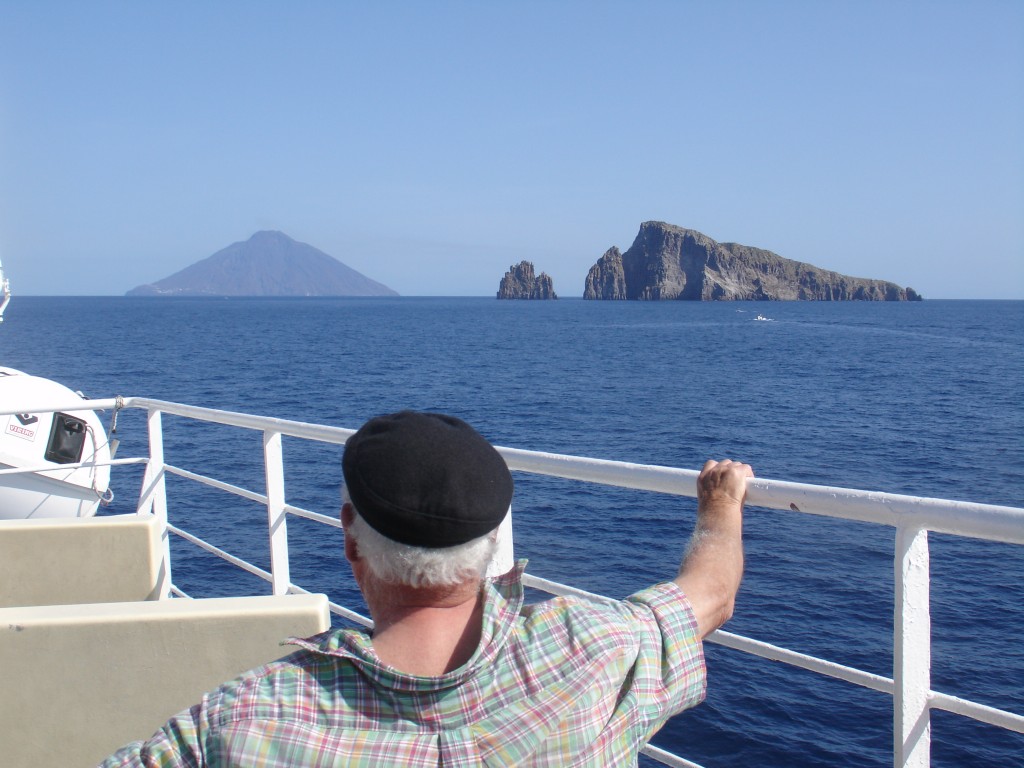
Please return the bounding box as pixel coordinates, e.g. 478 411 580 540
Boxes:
365 580 485 676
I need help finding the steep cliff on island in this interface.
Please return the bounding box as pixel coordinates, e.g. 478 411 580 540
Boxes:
583 222 921 301
497 261 557 299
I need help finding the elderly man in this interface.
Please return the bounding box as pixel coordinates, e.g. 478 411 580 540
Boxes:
100 410 752 767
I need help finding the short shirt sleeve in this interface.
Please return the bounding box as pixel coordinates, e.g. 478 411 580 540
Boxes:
620 581 707 736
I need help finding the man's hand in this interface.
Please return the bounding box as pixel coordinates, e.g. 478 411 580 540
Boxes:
697 459 752 511
674 459 754 638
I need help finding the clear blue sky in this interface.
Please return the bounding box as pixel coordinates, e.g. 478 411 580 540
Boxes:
2 1 1022 298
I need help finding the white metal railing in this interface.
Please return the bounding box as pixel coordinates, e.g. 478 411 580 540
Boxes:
2 396 1022 768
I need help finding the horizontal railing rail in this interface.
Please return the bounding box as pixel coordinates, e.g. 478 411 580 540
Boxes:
499 446 1024 545
4 395 1022 768
0 457 147 476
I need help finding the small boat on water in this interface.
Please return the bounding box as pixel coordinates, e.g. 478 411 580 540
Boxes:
0 260 10 321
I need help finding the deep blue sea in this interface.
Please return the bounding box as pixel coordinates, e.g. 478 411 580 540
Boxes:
3 297 1022 767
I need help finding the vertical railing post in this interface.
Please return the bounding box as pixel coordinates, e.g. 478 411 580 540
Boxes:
263 430 291 595
486 504 515 578
894 525 931 768
138 407 172 598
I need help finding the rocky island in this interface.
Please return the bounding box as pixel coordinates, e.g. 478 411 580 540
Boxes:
497 261 557 299
584 222 921 301
127 231 398 297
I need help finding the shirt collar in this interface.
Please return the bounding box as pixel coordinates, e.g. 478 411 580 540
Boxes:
287 560 527 692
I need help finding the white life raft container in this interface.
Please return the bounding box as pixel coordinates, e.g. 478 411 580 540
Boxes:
0 367 112 519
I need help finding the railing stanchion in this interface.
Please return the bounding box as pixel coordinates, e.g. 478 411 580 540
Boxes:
894 525 931 768
138 407 172 598
263 429 291 595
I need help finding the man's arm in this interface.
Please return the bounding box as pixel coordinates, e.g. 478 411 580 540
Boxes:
673 459 752 638
96 706 203 768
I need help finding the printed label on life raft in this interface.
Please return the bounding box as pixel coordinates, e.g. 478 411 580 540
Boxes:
5 413 40 441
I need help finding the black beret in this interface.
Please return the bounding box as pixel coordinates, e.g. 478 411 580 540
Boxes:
342 411 513 548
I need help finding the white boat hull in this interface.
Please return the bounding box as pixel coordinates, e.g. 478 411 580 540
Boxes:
0 367 111 519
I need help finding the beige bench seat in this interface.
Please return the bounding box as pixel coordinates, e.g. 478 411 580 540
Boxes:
1 592 331 767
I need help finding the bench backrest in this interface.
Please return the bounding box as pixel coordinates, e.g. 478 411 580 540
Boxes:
0 513 163 607
0 592 332 767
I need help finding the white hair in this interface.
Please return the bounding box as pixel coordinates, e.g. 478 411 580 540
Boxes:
342 486 497 588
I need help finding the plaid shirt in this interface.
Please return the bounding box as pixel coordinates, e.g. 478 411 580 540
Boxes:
100 561 706 767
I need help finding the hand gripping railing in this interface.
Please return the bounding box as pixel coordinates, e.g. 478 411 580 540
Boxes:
5 396 1020 768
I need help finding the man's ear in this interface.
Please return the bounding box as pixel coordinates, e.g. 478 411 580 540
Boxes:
341 503 359 562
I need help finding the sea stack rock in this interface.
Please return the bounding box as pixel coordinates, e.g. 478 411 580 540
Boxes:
583 221 922 301
497 261 557 299
583 247 628 300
